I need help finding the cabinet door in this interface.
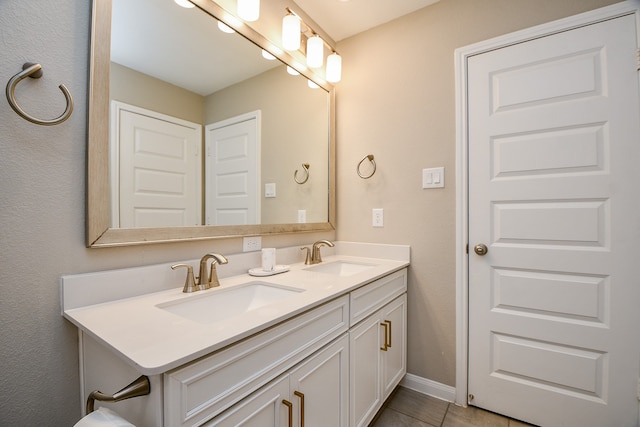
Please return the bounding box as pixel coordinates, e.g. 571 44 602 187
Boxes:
203 375 289 427
289 334 349 427
381 294 407 400
349 313 383 427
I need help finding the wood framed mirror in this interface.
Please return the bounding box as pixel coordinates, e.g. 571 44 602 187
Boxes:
87 0 335 247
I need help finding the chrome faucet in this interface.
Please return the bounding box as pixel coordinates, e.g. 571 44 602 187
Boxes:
309 239 334 264
171 253 228 293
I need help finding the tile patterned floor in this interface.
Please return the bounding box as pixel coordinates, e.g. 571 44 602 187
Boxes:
370 387 537 427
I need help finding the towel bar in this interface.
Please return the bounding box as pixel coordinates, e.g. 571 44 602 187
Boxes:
86 375 151 414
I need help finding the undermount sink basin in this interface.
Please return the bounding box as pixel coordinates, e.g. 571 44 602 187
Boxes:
157 282 304 324
304 261 376 277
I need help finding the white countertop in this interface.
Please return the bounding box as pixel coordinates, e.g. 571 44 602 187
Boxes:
62 249 409 375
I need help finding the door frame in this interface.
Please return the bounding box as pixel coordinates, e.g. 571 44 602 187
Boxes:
454 1 640 407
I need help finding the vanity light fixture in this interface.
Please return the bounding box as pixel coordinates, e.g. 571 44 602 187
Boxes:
281 8 342 82
326 52 342 83
174 0 195 8
306 35 324 68
237 0 260 22
282 13 301 51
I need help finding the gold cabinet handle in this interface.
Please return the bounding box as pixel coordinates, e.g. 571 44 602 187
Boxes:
385 320 393 348
380 322 389 351
282 399 293 427
294 391 305 427
380 320 392 351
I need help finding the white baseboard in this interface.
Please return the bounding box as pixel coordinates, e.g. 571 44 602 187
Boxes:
400 373 456 403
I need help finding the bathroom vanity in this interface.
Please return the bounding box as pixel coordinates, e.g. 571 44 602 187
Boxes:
62 243 409 426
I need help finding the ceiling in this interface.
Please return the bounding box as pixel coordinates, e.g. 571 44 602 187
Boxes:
110 0 440 96
294 0 440 42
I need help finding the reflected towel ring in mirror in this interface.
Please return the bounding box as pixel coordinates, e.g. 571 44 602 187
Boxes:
6 62 74 126
357 154 376 179
294 163 310 184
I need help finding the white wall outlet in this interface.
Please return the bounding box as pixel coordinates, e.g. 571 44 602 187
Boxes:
422 167 445 189
265 183 276 198
372 208 384 227
242 236 262 252
297 209 306 223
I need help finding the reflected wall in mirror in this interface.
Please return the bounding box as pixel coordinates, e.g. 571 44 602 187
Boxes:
87 0 335 247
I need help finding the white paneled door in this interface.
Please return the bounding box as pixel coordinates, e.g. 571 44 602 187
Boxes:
115 103 202 228
467 14 640 427
205 112 260 226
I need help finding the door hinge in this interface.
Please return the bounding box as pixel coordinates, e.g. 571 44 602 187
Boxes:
637 48 640 71
637 377 640 401
466 243 469 254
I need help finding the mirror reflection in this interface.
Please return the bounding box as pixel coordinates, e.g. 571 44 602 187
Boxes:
109 0 330 228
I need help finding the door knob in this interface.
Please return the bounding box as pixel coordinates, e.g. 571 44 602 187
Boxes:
474 244 488 256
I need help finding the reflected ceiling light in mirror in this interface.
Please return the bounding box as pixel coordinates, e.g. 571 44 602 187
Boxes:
326 52 342 83
237 0 260 22
282 13 301 51
174 0 195 8
286 66 300 76
217 21 236 33
308 80 320 89
261 49 276 60
306 35 324 68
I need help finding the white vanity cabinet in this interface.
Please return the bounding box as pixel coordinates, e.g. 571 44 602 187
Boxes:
206 333 349 427
349 270 407 427
164 295 349 427
70 258 409 427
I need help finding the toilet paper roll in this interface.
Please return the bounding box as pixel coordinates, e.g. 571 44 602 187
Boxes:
261 248 276 271
73 407 135 427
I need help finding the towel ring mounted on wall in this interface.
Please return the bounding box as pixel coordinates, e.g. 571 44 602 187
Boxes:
357 154 376 179
294 163 310 184
6 62 74 126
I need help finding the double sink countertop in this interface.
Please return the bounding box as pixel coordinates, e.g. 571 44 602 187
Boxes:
61 242 410 375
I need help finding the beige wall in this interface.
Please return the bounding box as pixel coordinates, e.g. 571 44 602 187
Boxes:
335 0 619 387
0 0 620 424
111 62 205 124
205 66 329 224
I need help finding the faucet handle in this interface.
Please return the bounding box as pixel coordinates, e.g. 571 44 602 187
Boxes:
171 263 198 293
207 254 228 289
300 247 312 265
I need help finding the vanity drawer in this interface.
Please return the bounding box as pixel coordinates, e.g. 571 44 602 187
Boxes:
350 268 407 326
164 294 349 427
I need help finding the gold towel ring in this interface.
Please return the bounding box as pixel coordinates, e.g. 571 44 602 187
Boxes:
357 154 376 179
294 163 310 184
6 63 74 126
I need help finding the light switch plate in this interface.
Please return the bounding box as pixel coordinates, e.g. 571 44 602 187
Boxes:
265 183 276 198
422 167 445 189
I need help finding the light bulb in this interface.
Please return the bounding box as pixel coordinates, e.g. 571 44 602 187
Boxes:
286 66 300 76
308 80 320 89
306 35 324 68
326 52 342 83
237 0 259 22
282 14 301 51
